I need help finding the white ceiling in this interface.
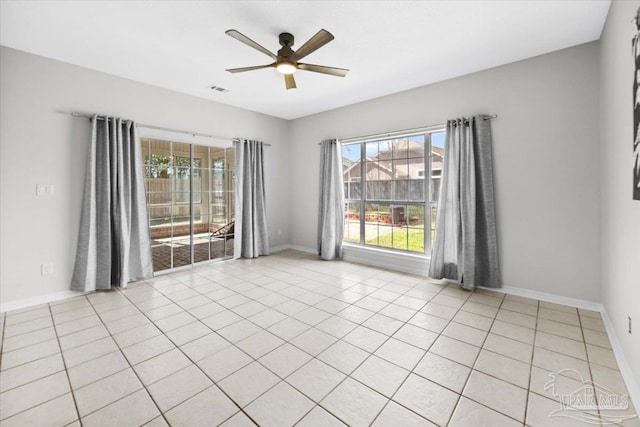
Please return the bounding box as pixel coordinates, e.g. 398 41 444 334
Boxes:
0 1 610 120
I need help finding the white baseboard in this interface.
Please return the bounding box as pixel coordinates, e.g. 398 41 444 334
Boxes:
269 244 290 253
477 284 638 416
600 309 640 417
1 247 637 418
288 244 317 254
477 284 603 312
271 244 316 255
1 290 85 313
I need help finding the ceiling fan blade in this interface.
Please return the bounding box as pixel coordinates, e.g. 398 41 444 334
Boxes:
284 74 297 90
291 29 334 61
225 29 277 60
226 63 275 73
297 63 349 77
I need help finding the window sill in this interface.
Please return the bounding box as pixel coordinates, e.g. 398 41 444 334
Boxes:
343 242 429 259
342 243 430 276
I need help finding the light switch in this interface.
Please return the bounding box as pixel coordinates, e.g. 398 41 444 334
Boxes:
36 184 54 196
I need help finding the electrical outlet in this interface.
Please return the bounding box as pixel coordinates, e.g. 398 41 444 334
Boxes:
41 263 53 276
629 316 632 334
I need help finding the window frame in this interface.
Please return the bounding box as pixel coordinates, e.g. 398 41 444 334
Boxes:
141 137 235 272
343 126 445 255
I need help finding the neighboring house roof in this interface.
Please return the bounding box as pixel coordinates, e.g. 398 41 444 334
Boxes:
432 146 443 172
343 140 445 177
343 158 354 170
342 158 360 177
374 140 425 161
343 157 406 178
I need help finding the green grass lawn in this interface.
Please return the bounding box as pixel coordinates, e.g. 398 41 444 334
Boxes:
366 228 425 252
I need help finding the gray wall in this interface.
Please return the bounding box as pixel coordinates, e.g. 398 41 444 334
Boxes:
289 42 602 302
0 35 615 308
0 46 290 304
599 0 640 387
2 5 638 402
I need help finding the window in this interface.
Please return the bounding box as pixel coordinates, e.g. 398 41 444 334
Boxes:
343 129 445 254
142 138 235 272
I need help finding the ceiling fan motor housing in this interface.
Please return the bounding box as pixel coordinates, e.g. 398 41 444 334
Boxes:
279 32 294 47
278 33 295 59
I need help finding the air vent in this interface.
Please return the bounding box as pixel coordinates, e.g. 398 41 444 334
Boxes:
209 85 229 93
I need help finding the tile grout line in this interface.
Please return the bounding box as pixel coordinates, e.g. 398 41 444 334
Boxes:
194 271 516 425
367 284 506 426
127 273 294 408
0 302 95 425
195 266 376 423
98 287 215 425
578 309 603 423
442 294 548 424
443 288 508 427
366 285 456 426
409 292 498 416
0 286 528 379
527 304 609 424
522 299 541 427
529 307 606 422
160 266 437 424
153 267 389 425
2 253 629 426
255 292 415 424
48 300 84 427
0 325 103 393
0 310 52 329
114 286 262 427
240 257 532 425
312 301 430 424
84 290 172 426
445 295 541 426
0 312 6 370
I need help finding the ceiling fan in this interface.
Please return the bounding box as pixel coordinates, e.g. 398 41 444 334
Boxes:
225 29 349 90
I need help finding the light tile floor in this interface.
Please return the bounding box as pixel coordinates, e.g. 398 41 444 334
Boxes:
0 249 637 426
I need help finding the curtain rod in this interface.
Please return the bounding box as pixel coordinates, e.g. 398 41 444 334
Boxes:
70 112 272 146
331 114 498 145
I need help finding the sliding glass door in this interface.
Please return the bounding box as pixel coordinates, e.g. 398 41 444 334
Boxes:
141 138 235 273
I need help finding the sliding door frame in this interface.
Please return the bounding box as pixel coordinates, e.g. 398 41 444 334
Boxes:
141 136 235 275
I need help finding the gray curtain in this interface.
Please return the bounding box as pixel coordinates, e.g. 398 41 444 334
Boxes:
318 139 345 260
428 115 500 290
234 139 270 258
71 115 153 292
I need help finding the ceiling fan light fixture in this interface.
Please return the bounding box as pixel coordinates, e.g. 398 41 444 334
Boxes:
225 29 348 89
276 61 297 75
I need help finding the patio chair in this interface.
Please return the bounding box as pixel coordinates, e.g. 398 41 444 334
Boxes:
211 221 235 240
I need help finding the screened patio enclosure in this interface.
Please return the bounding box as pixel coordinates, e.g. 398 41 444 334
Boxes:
141 138 235 272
